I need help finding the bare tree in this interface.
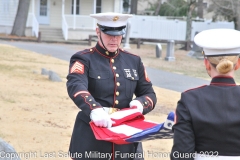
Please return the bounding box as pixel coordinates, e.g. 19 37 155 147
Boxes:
11 0 31 37
210 0 240 30
154 0 162 15
185 0 197 51
130 0 138 14
197 0 203 18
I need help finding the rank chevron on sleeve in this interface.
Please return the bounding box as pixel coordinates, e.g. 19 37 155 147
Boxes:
70 61 84 74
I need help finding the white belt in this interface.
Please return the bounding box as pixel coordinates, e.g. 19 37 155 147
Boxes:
103 107 119 115
195 154 240 160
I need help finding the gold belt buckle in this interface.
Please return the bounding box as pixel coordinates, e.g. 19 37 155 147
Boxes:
108 108 119 114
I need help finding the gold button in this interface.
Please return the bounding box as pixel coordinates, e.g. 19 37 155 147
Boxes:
145 102 148 104
113 66 116 70
131 77 134 80
115 100 119 105
111 59 114 63
97 76 101 79
116 74 119 77
85 96 88 98
105 51 109 55
93 104 96 106
116 91 119 96
116 82 120 86
89 99 92 101
90 49 92 51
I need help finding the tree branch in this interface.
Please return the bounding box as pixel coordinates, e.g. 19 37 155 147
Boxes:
211 0 232 10
165 1 176 9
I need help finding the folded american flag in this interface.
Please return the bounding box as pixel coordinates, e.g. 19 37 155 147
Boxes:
90 108 174 144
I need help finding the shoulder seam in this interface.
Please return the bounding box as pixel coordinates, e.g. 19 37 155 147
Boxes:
79 47 95 55
184 85 207 93
120 49 139 57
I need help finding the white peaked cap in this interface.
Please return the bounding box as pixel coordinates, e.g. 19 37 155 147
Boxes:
194 28 240 56
90 12 133 27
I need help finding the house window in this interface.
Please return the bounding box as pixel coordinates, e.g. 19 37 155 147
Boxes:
71 0 80 15
40 0 48 16
96 0 101 13
123 0 131 13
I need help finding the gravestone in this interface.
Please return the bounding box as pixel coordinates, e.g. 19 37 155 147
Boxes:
188 32 204 59
165 40 175 61
156 43 162 58
41 68 49 75
48 70 62 82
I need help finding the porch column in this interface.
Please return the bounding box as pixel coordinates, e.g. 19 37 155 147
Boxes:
114 0 123 13
32 0 35 36
32 0 34 14
93 0 96 13
119 0 123 13
73 0 76 29
92 0 96 30
62 0 65 16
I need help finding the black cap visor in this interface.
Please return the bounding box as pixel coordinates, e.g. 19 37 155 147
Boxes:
98 24 126 36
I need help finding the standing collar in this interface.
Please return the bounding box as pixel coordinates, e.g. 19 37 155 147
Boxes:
210 76 236 86
95 42 119 57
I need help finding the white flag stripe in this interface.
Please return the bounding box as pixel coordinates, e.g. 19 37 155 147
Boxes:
109 108 140 119
108 124 143 136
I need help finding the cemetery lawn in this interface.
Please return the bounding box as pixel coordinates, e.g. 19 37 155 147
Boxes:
132 43 240 83
0 42 239 160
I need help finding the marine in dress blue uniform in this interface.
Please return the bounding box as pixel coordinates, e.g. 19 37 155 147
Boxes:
170 29 240 160
66 12 157 160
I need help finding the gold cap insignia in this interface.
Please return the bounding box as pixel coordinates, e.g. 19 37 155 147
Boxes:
113 16 119 21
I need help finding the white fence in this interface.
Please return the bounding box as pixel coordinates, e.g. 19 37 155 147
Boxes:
129 15 234 41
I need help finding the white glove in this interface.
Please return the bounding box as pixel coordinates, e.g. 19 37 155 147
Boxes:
129 100 143 113
90 108 113 128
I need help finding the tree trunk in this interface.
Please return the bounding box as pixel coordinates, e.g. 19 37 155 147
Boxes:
197 0 203 18
154 0 162 16
11 0 31 37
185 0 196 51
235 1 240 30
235 13 240 30
130 0 138 14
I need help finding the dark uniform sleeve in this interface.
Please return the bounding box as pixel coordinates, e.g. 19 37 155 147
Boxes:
133 58 157 115
66 51 102 117
170 93 195 160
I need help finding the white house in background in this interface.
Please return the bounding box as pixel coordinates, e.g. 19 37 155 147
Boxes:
0 0 234 42
0 0 125 40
